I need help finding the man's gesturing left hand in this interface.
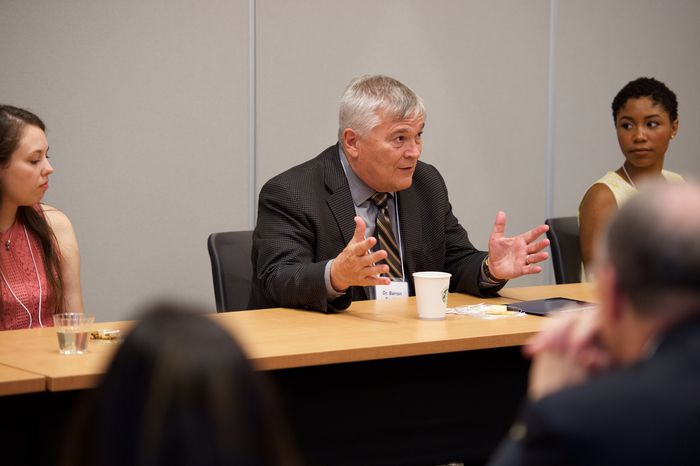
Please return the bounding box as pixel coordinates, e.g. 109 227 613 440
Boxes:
487 211 550 280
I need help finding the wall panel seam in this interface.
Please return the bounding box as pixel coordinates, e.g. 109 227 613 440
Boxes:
249 0 257 228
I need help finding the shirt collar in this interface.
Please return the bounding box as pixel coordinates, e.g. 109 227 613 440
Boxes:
338 144 376 206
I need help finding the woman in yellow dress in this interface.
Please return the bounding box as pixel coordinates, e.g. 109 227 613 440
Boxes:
579 78 682 274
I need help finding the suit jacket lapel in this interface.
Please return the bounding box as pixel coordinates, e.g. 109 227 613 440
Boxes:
323 144 368 300
324 144 357 245
397 184 421 290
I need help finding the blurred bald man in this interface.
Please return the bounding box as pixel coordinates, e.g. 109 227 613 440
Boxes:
490 182 700 466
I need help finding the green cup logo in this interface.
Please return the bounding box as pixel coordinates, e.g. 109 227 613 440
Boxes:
441 287 449 304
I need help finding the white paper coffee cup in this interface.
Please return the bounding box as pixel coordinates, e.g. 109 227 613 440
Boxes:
413 271 451 320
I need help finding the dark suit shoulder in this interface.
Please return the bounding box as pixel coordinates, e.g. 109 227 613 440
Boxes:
262 145 336 188
409 160 451 212
251 144 350 311
536 342 700 419
258 145 340 210
413 159 445 183
525 341 700 465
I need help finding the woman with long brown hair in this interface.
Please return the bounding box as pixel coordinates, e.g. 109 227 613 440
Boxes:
0 105 83 329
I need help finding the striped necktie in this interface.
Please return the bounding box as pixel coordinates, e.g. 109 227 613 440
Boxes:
371 192 403 280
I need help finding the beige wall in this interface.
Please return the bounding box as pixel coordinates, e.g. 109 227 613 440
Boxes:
1 0 699 321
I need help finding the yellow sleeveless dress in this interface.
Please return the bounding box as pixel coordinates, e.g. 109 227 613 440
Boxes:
589 169 685 207
578 169 684 280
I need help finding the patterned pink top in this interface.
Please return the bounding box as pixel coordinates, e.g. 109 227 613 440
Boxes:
0 215 54 330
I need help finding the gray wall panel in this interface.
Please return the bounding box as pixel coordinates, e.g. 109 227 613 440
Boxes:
0 0 250 321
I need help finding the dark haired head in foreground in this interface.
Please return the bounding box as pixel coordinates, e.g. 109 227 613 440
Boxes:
63 303 301 466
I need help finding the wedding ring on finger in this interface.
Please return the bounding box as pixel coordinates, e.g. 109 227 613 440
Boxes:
525 255 530 265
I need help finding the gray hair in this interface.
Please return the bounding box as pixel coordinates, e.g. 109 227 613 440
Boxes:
604 182 700 315
338 75 426 140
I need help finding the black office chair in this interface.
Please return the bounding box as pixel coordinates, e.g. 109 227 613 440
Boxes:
545 217 582 284
207 230 254 312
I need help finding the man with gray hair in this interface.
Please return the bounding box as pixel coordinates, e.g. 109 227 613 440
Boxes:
250 75 549 311
489 182 700 465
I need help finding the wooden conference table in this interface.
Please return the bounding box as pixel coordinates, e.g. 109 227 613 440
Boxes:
0 283 596 465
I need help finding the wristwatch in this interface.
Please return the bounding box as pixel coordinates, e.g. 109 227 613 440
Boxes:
483 256 504 282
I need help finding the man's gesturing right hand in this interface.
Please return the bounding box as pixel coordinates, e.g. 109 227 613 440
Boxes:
330 216 391 292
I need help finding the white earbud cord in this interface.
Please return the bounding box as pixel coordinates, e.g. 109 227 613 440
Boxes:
0 225 43 328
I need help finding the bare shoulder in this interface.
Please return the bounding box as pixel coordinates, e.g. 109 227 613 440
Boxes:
40 204 75 236
579 183 616 213
579 183 617 269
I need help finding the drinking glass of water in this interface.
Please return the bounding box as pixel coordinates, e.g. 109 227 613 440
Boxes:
54 313 95 355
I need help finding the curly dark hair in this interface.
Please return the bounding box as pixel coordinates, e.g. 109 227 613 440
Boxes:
611 77 678 122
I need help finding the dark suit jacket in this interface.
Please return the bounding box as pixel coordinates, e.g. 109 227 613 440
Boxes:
250 144 503 311
488 317 700 466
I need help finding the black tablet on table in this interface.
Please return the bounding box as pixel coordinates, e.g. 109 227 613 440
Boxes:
507 297 597 316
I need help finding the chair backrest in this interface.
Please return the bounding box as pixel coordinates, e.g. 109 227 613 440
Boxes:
545 217 582 284
207 231 254 312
